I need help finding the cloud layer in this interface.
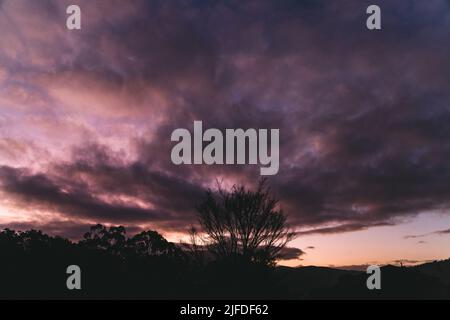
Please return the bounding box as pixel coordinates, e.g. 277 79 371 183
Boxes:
1 0 450 244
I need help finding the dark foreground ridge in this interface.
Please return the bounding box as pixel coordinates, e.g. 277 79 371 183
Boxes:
1 226 449 299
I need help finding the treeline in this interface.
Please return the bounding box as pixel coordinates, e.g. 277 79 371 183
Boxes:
0 181 297 299
0 224 285 299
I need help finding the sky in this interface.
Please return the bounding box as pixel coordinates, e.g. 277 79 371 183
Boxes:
1 0 450 268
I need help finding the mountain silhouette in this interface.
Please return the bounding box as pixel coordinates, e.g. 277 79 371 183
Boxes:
278 260 450 299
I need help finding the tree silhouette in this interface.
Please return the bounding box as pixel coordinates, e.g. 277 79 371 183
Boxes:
80 224 127 256
127 230 183 259
196 179 296 266
79 224 184 260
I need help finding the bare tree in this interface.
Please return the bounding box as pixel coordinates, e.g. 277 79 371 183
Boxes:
196 179 296 266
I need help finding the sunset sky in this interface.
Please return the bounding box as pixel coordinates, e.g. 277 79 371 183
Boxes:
1 0 450 268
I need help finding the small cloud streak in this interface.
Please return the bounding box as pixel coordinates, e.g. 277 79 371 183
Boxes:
296 222 393 236
278 247 305 260
404 227 450 240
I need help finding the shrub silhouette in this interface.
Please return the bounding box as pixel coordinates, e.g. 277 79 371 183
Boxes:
196 179 296 266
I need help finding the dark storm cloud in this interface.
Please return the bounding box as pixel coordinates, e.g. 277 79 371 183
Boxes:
1 0 450 238
62 143 206 217
0 165 173 223
0 146 209 228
